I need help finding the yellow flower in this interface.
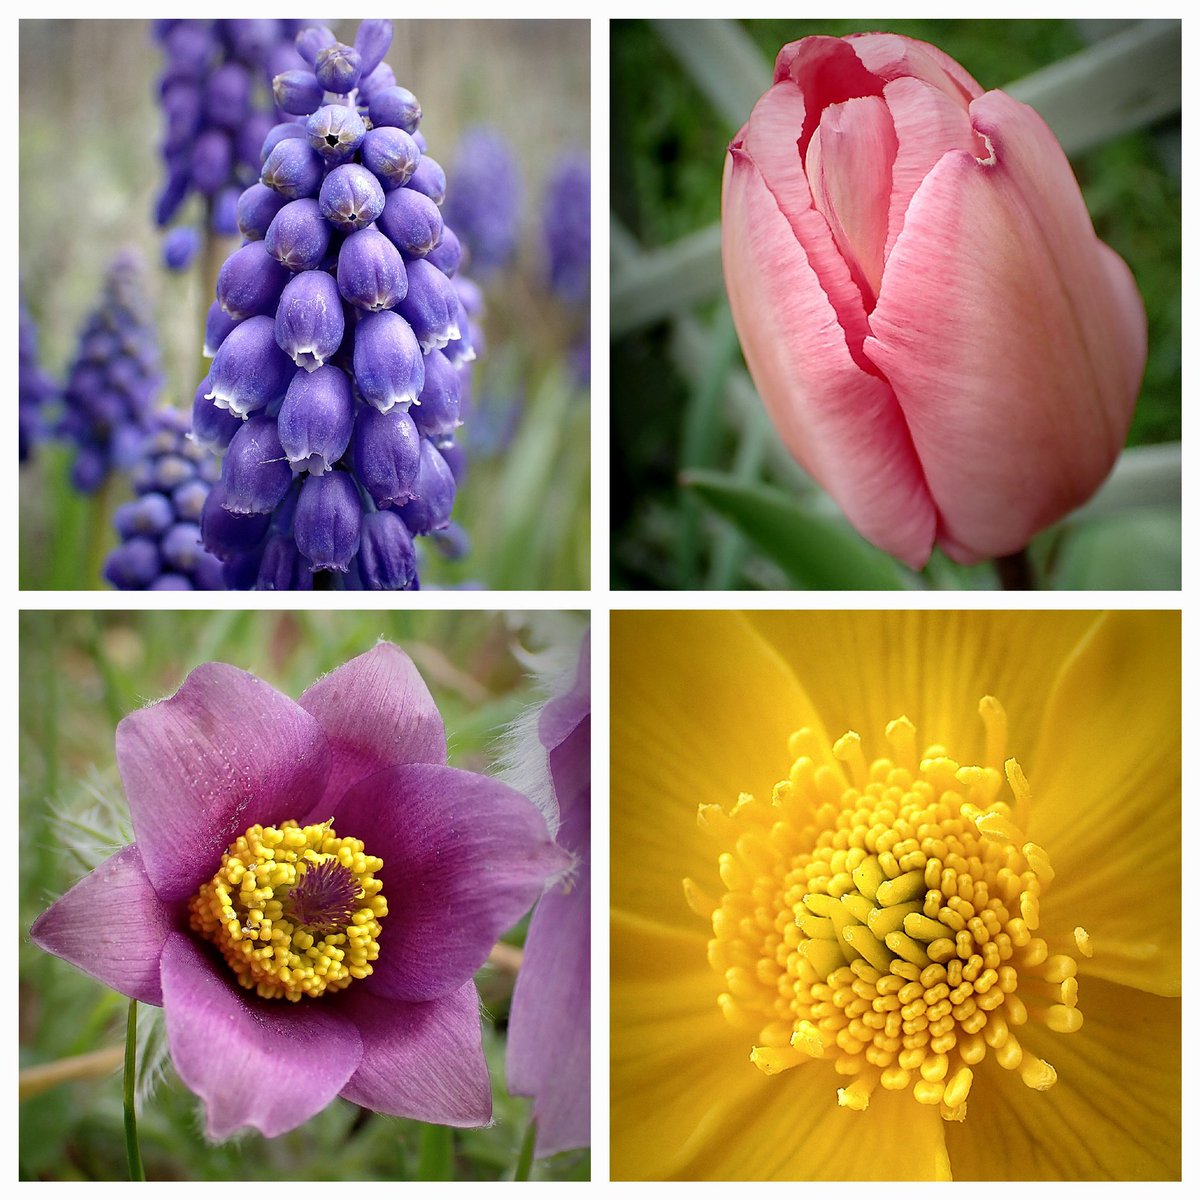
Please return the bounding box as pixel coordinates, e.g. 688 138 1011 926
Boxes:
611 611 1180 1181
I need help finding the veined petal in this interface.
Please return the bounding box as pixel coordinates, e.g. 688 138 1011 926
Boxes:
160 932 362 1139
29 845 171 1005
847 32 983 104
336 980 491 1126
115 664 331 903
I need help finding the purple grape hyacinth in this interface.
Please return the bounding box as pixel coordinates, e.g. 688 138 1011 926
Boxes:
19 304 58 463
194 19 479 589
30 644 569 1139
103 409 226 590
442 126 521 277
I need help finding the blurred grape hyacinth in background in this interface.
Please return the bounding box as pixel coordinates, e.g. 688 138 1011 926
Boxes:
19 304 58 463
543 154 590 386
443 126 522 278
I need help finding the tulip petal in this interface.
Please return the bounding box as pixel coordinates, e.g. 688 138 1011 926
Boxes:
160 932 362 1139
299 642 447 813
115 664 332 903
864 90 1146 561
336 980 492 1126
333 763 570 1001
29 845 171 1005
847 32 983 104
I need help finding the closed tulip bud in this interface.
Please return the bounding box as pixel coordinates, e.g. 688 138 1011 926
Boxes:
307 103 367 162
236 182 288 241
396 258 460 352
354 19 393 81
315 42 361 94
256 533 315 590
261 136 324 199
407 155 446 206
200 481 271 560
353 309 425 413
265 197 331 271
356 509 417 589
294 470 361 571
351 404 420 508
277 364 355 474
272 68 324 116
412 348 460 438
221 416 293 514
378 186 443 257
274 270 345 371
722 32 1147 566
400 439 456 535
206 314 294 418
337 226 408 312
216 241 290 320
319 163 385 232
296 25 336 67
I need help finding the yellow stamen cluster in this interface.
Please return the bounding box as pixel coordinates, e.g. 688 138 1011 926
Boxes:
684 698 1085 1121
190 821 387 1001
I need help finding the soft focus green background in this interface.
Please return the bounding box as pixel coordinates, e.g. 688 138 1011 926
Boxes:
19 20 590 590
19 610 589 1181
611 19 1181 590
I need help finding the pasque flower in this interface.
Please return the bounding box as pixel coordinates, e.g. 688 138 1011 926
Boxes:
31 644 569 1139
612 611 1179 1180
506 630 591 1157
722 34 1147 567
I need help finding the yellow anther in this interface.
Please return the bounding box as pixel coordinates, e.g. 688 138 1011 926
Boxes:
1046 1005 1084 1034
750 1045 803 1075
1044 954 1077 983
837 1075 878 1111
875 869 926 907
942 1065 974 1108
1074 926 1094 958
978 696 1008 768
790 1021 825 1058
974 811 1023 845
1020 1055 1058 1092
682 877 715 918
904 913 954 942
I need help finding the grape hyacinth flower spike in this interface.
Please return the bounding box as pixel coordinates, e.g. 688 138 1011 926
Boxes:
30 644 570 1139
195 18 478 589
19 304 58 463
442 126 521 277
543 153 590 387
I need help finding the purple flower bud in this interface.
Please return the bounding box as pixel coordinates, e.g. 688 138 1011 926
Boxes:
201 480 271 560
261 137 324 199
400 439 457 535
274 270 345 371
156 163 190 226
264 197 331 272
206 315 295 418
361 125 420 191
315 42 361 94
191 128 234 196
358 61 396 103
544 153 591 304
103 538 162 589
396 258 460 352
352 310 424 413
431 519 470 560
205 61 252 130
337 226 407 312
296 25 336 66
256 534 315 589
306 104 366 162
203 303 241 358
163 226 201 271
440 439 468 483
351 405 420 508
272 68 324 116
260 120 307 164
149 574 192 590
356 508 417 589
236 182 289 241
277 364 354 474
354 20 393 81
443 286 478 366
319 163 385 233
378 187 443 257
236 111 275 171
221 416 293 514
162 522 206 571
294 471 361 571
115 493 174 538
154 453 196 492
71 448 108 494
369 85 422 134
162 82 203 152
407 155 446 206
442 126 521 275
412 348 461 438
425 226 461 277
211 186 241 235
173 478 211 522
216 241 290 320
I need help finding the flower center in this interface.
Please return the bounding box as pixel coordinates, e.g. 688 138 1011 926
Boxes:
685 697 1089 1121
189 821 387 1002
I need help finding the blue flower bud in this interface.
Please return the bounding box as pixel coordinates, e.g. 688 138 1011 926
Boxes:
260 120 307 163
192 128 234 196
264 197 331 271
237 111 275 170
315 42 361 94
206 314 294 418
358 61 396 103
216 241 290 320
412 348 460 438
173 478 211 522
211 186 241 235
306 104 366 162
360 125 420 191
396 258 460 352
407 155 446 206
443 286 478 366
205 61 252 130
378 187 443 257
544 153 591 304
201 480 271 560
156 164 190 226
369 85 422 134
354 20 393 81
220 416 293 514
274 270 345 371
272 68 324 116
294 471 361 571
400 439 457 535
356 509 417 589
154 453 196 492
103 538 162 589
256 533 315 589
352 310 424 413
161 522 206 571
162 82 202 153
351 405 420 508
440 438 469 483
277 364 354 474
296 25 336 66
424 226 461 277
319 163 385 233
149 574 193 590
337 226 407 312
203 303 240 358
236 182 288 241
115 493 174 538
163 226 201 271
431 519 470 560
71 448 108 494
261 136 324 199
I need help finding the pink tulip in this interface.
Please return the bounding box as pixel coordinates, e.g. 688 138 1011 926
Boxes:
722 33 1147 567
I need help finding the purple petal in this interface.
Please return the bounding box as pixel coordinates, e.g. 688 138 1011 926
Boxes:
333 763 570 1001
29 845 172 1005
115 663 332 903
542 630 591 835
298 643 446 811
336 980 491 1125
160 933 362 1139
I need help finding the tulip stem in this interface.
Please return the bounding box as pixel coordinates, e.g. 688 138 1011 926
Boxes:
513 1117 537 1181
995 547 1035 590
123 1000 145 1182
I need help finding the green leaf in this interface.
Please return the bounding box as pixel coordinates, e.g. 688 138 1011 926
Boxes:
683 470 908 589
1047 508 1181 589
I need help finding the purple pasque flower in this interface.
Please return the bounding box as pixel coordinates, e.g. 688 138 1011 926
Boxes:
30 644 570 1140
506 630 591 1157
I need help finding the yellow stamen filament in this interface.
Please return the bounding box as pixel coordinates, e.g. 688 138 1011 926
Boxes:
690 697 1086 1122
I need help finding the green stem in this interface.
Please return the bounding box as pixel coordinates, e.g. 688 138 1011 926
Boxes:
513 1118 537 1182
417 1123 453 1180
123 1000 145 1181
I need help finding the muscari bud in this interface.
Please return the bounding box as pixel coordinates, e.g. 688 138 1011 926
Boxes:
260 120 307 163
205 61 252 130
256 533 315 590
277 364 354 474
369 85 421 134
353 309 424 413
201 480 271 560
337 226 407 312
264 197 331 271
356 508 416 590
315 42 361 94
163 226 201 271
319 163 385 232
378 187 443 256
294 470 361 571
351 405 420 508
206 314 294 418
407 155 446 206
216 241 290 319
360 125 420 192
296 24 336 64
400 439 456 535
358 62 396 104
307 103 366 162
115 493 174 538
237 182 288 241
103 538 162 589
192 128 234 196
237 111 275 170
272 68 324 116
354 20 393 81
425 226 461 277
161 522 206 571
412 348 460 438
275 270 345 371
173 478 211 522
211 186 240 235
220 417 293 515
203 304 240 358
153 453 195 493
261 136 324 199
396 258 460 352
